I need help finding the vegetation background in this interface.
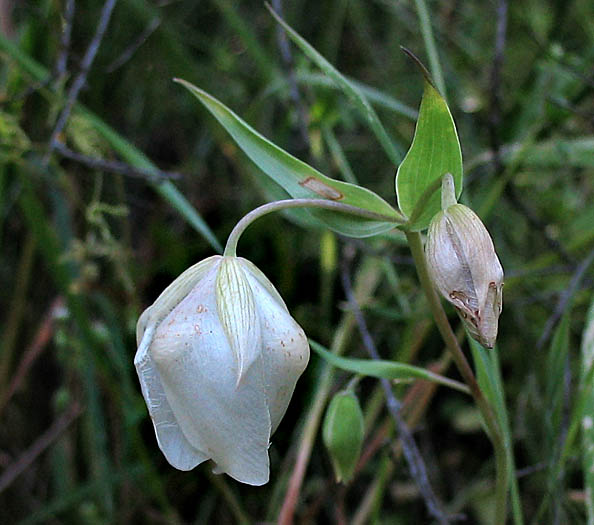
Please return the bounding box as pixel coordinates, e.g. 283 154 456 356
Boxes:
1 0 594 523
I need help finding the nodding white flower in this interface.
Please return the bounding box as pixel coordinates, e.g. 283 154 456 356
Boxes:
135 255 309 485
425 203 504 349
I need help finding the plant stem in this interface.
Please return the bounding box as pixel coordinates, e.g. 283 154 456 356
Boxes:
223 199 405 256
340 257 449 523
276 257 382 524
405 230 508 524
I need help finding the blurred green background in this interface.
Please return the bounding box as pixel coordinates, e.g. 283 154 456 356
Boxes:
1 0 594 523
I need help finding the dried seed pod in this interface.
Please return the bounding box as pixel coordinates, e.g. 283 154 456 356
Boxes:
426 202 504 349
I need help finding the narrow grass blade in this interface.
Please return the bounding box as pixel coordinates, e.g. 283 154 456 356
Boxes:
266 4 403 166
413 0 446 98
545 313 571 450
311 339 470 395
267 72 417 121
214 0 277 81
581 295 594 524
322 125 358 184
469 337 524 525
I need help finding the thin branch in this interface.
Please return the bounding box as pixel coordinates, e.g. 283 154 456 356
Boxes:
0 403 83 493
271 0 310 150
0 298 64 418
487 0 507 176
537 247 594 349
105 16 160 73
548 95 594 130
505 185 574 266
55 0 75 80
336 236 414 266
515 461 547 479
44 0 118 164
340 248 450 524
54 142 182 182
277 259 382 525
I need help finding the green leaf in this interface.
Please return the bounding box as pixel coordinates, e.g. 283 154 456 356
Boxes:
545 314 571 441
396 80 463 230
468 337 524 525
581 294 594 524
323 391 364 483
266 4 403 166
177 79 403 238
536 313 571 519
310 340 470 395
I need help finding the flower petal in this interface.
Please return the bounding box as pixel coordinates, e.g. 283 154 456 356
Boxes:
134 327 208 470
426 204 504 348
151 266 272 485
244 266 310 433
137 255 221 345
215 257 262 383
446 205 503 308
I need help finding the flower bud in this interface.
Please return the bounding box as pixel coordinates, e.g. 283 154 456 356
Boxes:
134 255 309 485
323 390 364 483
425 203 504 349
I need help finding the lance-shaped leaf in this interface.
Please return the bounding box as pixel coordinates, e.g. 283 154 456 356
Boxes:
468 337 524 520
396 80 463 231
176 79 403 238
581 294 594 524
311 340 470 395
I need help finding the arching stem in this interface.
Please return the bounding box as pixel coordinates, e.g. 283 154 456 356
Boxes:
223 199 405 257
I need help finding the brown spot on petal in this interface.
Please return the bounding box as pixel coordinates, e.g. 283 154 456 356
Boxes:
194 324 201 335
196 304 207 313
299 177 343 200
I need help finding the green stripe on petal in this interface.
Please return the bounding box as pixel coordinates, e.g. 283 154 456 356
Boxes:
216 257 262 383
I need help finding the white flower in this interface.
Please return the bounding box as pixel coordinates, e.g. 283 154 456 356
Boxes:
425 204 504 349
134 255 309 485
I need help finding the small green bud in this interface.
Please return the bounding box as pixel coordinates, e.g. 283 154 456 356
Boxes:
323 390 365 483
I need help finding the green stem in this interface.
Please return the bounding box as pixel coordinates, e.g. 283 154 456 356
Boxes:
223 198 405 256
276 257 381 524
206 471 251 525
405 231 508 524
